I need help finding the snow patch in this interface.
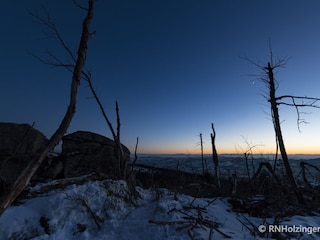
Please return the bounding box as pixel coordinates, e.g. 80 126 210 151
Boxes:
0 179 319 239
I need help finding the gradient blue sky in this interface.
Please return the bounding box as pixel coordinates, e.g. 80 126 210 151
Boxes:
1 0 320 154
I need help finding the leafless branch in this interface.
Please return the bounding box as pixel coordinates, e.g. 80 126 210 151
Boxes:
277 101 320 108
72 0 89 11
116 101 121 144
276 95 320 104
85 75 117 141
240 55 265 69
240 55 289 93
30 49 75 74
267 40 292 69
28 8 77 63
274 95 320 131
75 196 102 230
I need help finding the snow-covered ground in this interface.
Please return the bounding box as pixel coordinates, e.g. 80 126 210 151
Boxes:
0 178 319 240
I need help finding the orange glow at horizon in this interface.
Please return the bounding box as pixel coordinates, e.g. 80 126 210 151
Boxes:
136 146 320 155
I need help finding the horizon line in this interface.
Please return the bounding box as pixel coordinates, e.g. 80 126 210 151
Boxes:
135 152 320 155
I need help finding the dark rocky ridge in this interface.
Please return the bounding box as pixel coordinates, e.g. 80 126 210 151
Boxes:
0 123 130 190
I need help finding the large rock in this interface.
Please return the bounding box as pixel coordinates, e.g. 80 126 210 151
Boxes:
0 122 47 183
61 131 130 178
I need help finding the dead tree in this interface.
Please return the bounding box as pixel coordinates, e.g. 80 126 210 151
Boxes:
265 61 300 200
199 133 206 176
130 137 139 172
85 73 126 179
30 1 128 179
210 123 221 188
0 0 96 217
245 52 320 204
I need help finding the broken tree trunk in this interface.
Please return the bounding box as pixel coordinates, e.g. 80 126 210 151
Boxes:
199 133 206 176
211 123 221 189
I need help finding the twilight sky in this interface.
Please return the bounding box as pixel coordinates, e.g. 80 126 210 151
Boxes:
1 0 320 155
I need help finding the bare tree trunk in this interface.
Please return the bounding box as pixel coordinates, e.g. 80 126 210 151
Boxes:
199 133 205 176
211 123 221 188
266 62 304 204
115 101 126 179
86 77 117 141
243 51 320 202
86 76 126 179
0 0 95 217
131 137 139 172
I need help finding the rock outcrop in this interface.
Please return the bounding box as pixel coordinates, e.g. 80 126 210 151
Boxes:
61 131 130 178
0 124 130 185
0 122 47 183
